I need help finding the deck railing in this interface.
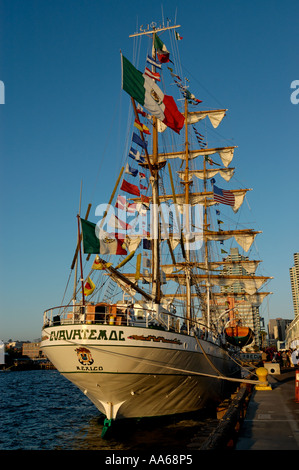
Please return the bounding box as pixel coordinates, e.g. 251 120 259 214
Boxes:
43 303 170 329
42 303 217 341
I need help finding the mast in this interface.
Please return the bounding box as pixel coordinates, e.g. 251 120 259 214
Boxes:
183 96 192 324
128 24 181 305
203 143 211 329
151 117 161 303
150 35 161 305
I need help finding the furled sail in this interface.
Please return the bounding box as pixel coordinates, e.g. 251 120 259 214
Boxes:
204 229 261 252
137 188 251 213
147 146 237 167
186 109 227 128
162 292 271 306
121 271 271 296
156 109 227 132
177 168 235 182
201 276 269 295
207 292 272 306
161 260 261 275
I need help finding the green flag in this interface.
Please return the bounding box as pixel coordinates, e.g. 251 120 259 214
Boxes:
121 54 146 105
80 218 127 255
80 219 100 254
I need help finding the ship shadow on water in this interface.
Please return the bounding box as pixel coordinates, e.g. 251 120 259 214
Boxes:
90 407 219 451
70 383 240 450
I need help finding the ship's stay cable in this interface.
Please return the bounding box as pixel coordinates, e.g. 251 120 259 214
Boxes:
193 335 225 377
59 270 73 314
194 334 258 379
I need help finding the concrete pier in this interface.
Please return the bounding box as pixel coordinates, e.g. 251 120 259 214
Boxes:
235 368 299 450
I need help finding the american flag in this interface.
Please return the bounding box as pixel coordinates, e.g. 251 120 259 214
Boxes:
213 185 235 207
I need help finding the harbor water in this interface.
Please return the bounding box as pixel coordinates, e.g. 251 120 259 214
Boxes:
0 370 218 450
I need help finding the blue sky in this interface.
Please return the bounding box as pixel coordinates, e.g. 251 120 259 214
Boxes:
0 0 298 341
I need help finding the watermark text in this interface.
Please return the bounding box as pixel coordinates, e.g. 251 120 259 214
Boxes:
0 81 4 104
290 80 299 104
94 200 203 252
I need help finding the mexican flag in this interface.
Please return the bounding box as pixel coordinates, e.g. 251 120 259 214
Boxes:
154 34 170 63
121 54 184 134
80 218 127 255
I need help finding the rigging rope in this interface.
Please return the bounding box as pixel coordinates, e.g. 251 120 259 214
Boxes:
59 270 73 314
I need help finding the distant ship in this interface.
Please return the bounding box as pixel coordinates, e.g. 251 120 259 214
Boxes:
41 20 271 435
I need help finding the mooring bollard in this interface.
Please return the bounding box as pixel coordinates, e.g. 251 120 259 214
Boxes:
255 367 272 390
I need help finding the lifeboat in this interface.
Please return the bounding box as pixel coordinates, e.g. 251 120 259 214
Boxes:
224 325 254 347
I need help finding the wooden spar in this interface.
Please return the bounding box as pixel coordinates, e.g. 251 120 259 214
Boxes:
115 251 136 270
71 203 92 270
120 272 272 282
76 215 85 306
135 253 141 281
129 24 180 38
131 98 154 177
98 257 153 301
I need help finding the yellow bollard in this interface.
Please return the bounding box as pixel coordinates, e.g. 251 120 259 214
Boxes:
255 367 272 390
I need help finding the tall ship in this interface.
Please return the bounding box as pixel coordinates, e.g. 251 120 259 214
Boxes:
40 20 272 434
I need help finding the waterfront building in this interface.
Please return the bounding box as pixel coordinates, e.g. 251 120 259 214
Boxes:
218 247 263 348
286 253 299 348
286 315 299 349
289 252 299 317
22 341 47 360
268 318 292 345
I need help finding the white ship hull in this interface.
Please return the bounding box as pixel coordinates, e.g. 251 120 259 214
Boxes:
41 323 240 420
